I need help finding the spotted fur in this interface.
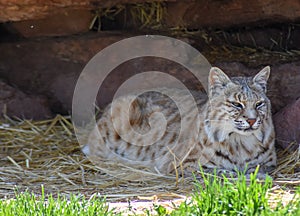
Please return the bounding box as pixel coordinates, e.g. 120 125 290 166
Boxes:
83 66 277 176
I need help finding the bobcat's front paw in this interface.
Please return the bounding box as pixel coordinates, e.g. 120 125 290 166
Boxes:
245 172 271 180
246 166 274 180
202 168 239 178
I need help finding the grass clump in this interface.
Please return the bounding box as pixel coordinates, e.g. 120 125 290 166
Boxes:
192 170 273 215
155 170 300 215
0 186 117 216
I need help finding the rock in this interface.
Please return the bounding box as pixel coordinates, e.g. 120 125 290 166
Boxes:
95 57 205 109
10 9 94 37
0 80 52 119
0 0 163 22
50 72 80 113
0 32 129 114
165 0 300 28
273 98 300 150
0 0 90 22
0 33 200 115
2 0 300 29
0 32 299 119
207 26 300 51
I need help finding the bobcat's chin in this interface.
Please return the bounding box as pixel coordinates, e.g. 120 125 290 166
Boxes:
234 127 259 136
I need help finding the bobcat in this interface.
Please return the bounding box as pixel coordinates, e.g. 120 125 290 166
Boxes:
83 66 277 177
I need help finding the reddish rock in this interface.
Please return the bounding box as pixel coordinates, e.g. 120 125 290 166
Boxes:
0 0 163 22
0 33 199 115
207 26 300 51
2 0 300 29
96 57 204 109
0 32 300 119
50 72 80 113
0 0 90 22
273 98 300 150
165 0 300 28
11 9 94 37
0 80 52 119
0 32 129 114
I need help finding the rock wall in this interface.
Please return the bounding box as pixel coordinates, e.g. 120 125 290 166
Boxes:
165 0 300 28
1 33 299 114
2 0 300 27
0 0 149 22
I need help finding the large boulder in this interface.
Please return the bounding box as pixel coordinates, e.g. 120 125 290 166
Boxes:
0 0 150 22
0 33 300 115
273 98 300 150
0 80 52 119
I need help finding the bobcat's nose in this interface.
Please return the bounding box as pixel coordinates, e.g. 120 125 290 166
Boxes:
246 118 256 127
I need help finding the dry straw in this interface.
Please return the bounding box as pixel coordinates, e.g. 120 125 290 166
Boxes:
90 2 165 31
0 115 192 200
0 115 299 202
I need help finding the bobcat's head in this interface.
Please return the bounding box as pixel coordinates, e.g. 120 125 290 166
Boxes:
205 66 272 141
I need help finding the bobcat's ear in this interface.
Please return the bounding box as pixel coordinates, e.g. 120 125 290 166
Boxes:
209 67 232 97
253 66 270 92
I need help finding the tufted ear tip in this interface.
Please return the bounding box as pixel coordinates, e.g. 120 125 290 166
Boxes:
209 67 225 76
209 67 231 86
253 66 270 92
264 65 271 71
208 67 232 97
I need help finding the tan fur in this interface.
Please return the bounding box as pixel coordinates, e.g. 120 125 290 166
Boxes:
83 67 277 176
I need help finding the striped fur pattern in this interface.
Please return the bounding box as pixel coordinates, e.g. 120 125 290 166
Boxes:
83 66 277 176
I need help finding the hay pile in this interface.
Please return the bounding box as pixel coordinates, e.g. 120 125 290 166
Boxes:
0 115 299 202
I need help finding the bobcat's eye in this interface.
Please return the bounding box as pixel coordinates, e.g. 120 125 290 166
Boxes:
230 101 243 109
256 101 264 108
